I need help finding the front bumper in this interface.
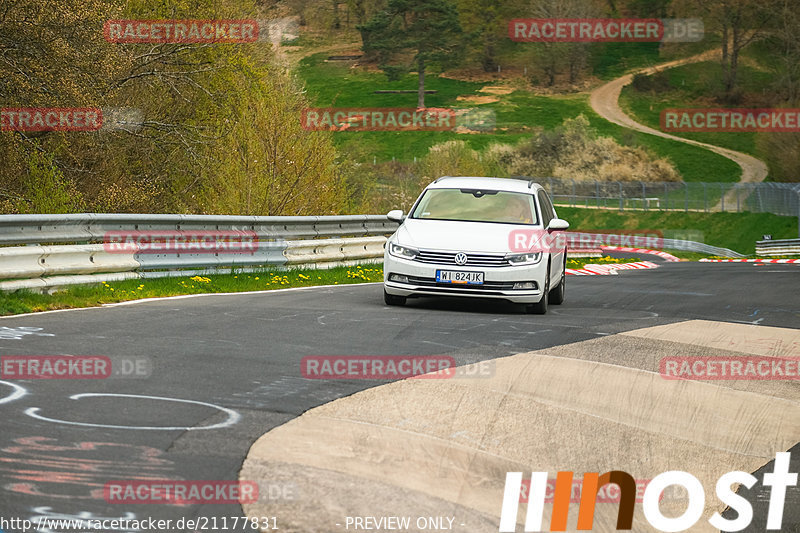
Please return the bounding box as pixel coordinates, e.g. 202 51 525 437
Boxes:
383 252 548 304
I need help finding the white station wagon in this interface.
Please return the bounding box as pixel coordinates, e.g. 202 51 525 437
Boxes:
383 176 569 314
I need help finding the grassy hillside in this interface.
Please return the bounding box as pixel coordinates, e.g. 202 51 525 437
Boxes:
619 60 775 179
298 53 743 182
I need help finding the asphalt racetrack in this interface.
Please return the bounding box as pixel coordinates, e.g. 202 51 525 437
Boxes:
0 258 798 532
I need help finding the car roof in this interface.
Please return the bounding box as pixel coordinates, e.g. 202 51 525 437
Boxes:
426 176 544 194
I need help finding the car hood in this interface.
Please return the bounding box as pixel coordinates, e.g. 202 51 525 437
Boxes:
394 218 539 253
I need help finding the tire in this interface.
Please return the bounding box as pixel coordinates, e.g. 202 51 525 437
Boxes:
549 261 565 305
526 268 549 314
384 289 406 306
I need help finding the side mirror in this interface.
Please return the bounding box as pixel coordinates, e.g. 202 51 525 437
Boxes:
547 218 569 231
387 210 405 223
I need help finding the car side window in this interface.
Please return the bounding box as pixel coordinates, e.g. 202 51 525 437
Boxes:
543 191 557 221
537 190 554 227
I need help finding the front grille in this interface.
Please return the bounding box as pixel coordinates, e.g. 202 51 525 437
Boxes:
413 250 510 267
402 275 535 291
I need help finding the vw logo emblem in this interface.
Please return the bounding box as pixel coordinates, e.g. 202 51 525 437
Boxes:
454 252 468 265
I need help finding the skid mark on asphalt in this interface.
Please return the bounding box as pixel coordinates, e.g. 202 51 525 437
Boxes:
24 393 240 431
1 436 175 503
0 381 27 405
0 327 54 341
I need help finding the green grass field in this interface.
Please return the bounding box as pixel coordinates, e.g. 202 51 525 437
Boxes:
557 206 798 254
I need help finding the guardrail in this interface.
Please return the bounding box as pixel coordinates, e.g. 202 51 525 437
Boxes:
0 214 399 291
0 213 397 246
0 214 744 291
648 237 743 258
756 238 800 256
571 233 744 258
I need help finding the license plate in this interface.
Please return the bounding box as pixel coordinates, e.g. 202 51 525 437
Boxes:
436 270 484 285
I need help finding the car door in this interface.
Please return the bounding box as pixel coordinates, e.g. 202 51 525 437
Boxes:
537 189 564 282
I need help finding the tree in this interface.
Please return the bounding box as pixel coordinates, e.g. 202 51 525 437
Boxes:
524 0 599 86
457 0 503 72
765 0 800 103
0 0 346 215
346 0 388 26
333 0 341 28
359 0 464 108
671 0 775 102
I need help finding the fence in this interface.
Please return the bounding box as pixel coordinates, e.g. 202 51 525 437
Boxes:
537 179 800 236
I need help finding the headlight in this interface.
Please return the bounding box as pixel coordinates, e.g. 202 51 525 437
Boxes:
505 252 542 265
388 242 419 260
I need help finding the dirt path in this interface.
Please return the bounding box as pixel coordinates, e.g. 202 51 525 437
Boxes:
589 50 769 210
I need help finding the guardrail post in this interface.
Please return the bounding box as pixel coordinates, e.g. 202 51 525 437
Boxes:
736 186 740 212
641 182 647 211
571 180 576 207
703 183 708 212
619 183 624 212
720 183 725 212
595 181 600 208
685 183 688 213
797 191 800 237
664 183 668 210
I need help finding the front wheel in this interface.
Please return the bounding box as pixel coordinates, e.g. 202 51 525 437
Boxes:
384 289 406 306
525 273 549 315
549 262 565 305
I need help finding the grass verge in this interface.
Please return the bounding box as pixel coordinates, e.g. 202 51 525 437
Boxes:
567 256 642 269
0 257 667 317
0 265 384 317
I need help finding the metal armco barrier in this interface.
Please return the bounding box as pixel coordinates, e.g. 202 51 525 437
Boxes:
571 232 744 258
284 237 387 267
0 214 744 291
0 213 399 291
756 238 800 256
0 213 396 246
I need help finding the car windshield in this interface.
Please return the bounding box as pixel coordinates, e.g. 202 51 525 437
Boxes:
410 188 538 225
